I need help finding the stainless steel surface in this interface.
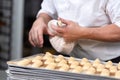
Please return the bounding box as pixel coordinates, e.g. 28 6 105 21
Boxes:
8 66 119 80
7 54 120 80
0 70 7 80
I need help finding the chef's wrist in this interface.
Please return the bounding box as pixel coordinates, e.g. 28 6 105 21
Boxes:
78 27 97 40
37 13 52 24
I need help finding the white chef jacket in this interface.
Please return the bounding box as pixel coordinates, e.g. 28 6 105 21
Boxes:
37 0 120 61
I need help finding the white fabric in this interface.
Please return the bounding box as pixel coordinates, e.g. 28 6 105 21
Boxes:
48 20 75 54
37 0 120 61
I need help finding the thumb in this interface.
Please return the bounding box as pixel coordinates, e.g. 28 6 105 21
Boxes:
58 17 71 25
47 28 56 37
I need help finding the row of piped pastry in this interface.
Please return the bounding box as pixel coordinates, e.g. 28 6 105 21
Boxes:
10 52 120 79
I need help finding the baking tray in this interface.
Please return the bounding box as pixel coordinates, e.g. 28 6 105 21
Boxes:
7 53 120 80
8 65 119 80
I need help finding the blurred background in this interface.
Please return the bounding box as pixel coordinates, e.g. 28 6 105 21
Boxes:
0 0 56 70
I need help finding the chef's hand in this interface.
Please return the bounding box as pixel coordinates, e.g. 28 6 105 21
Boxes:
29 18 53 47
29 18 46 47
51 18 85 42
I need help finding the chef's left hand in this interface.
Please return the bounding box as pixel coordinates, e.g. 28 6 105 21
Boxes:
51 18 84 42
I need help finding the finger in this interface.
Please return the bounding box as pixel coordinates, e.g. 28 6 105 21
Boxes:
33 29 39 46
30 29 38 47
47 29 55 37
29 31 36 47
51 24 65 33
55 32 63 37
37 30 44 47
58 17 71 25
64 38 72 43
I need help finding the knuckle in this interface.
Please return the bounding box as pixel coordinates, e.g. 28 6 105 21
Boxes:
29 31 31 35
28 37 31 41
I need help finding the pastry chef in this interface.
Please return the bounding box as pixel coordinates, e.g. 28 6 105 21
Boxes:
29 0 120 63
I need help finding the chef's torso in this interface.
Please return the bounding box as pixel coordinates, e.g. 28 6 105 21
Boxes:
38 0 120 61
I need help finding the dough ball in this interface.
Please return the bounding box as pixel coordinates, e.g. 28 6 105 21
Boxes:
117 62 120 70
115 71 120 78
45 62 57 70
82 62 92 70
45 52 53 57
80 58 89 65
34 56 42 60
57 60 67 67
100 69 110 77
92 63 100 68
92 58 101 67
17 59 31 66
43 55 54 61
69 57 75 61
72 66 82 73
55 55 64 62
44 58 54 65
57 55 64 59
31 60 43 68
105 61 113 69
81 58 88 62
68 60 75 65
43 56 52 60
50 62 57 67
57 62 66 67
46 57 54 62
59 64 69 71
109 66 117 74
70 61 79 68
96 64 105 73
94 58 101 63
43 52 53 60
55 58 62 63
59 59 67 64
86 67 96 75
32 58 43 63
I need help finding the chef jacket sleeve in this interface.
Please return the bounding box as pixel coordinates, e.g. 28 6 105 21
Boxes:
36 0 57 19
106 0 120 27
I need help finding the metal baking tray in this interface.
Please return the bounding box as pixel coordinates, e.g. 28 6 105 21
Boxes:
7 53 120 80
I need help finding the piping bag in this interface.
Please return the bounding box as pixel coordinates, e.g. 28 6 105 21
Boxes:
48 20 75 54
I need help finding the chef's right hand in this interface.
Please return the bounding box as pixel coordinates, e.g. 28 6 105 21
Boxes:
29 18 47 47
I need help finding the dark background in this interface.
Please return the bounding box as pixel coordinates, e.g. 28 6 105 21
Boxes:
0 0 56 70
